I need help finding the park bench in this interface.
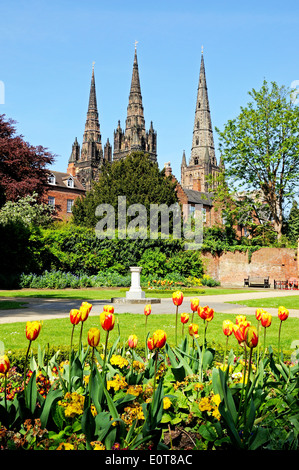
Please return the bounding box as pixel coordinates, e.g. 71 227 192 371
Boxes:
244 276 270 288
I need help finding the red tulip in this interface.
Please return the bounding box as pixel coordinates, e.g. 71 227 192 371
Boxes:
0 355 10 375
152 329 167 349
222 320 234 337
70 309 81 325
128 334 138 349
190 298 199 312
198 305 214 322
188 323 199 338
100 311 115 331
147 337 155 351
87 328 100 347
172 291 183 306
278 306 289 321
255 308 264 321
236 314 247 325
25 321 41 341
181 312 189 324
260 311 272 328
144 304 151 316
103 305 114 314
246 325 259 349
233 321 251 345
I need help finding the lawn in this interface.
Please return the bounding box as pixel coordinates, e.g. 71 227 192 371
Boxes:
1 311 298 356
229 294 299 310
0 300 28 310
0 287 257 301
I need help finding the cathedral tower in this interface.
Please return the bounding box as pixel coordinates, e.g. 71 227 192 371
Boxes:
113 45 157 163
181 50 220 192
68 64 111 190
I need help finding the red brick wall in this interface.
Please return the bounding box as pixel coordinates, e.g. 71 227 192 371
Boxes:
45 187 84 220
202 247 298 287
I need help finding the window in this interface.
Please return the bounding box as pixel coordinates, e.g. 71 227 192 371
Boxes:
189 205 195 217
67 177 74 188
48 196 55 207
67 199 74 213
48 174 56 185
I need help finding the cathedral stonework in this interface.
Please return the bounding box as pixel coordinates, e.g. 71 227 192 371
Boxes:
181 51 220 192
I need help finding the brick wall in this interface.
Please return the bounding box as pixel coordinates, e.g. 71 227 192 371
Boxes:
46 187 84 220
202 247 298 287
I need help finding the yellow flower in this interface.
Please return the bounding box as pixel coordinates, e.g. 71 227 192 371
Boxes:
127 385 143 396
198 396 212 412
56 442 75 450
211 393 221 407
163 397 172 409
107 374 128 392
110 355 129 369
90 441 106 450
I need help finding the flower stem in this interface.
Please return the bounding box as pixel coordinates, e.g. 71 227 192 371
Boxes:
23 340 31 401
102 330 109 378
175 305 178 346
278 320 283 362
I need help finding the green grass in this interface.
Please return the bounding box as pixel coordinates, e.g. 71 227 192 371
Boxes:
1 311 298 356
228 295 299 310
0 287 257 301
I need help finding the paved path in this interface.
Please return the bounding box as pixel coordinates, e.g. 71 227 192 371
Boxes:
1 289 299 323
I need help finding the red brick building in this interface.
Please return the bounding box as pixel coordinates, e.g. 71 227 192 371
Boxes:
45 171 85 220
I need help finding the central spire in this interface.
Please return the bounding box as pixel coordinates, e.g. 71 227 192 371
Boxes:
125 44 145 134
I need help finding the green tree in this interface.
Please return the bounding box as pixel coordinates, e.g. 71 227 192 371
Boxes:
286 199 299 245
216 80 299 241
72 152 178 231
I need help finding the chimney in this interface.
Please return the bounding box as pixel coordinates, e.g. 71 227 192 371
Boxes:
164 162 172 177
192 178 201 191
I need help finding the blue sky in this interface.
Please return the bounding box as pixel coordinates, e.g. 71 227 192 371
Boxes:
1 0 299 182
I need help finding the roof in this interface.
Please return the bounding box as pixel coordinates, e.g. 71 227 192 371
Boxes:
47 171 85 191
183 188 213 206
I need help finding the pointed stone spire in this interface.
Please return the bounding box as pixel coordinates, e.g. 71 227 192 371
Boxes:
82 62 102 146
190 50 215 166
125 45 145 134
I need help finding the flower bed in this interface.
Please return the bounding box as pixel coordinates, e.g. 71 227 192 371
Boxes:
0 295 298 450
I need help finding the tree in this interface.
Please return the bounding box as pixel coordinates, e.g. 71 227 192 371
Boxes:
216 80 299 241
286 199 299 245
0 193 53 227
0 114 55 205
72 152 179 230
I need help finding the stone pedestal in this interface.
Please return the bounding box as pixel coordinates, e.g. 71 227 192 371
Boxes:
126 266 145 299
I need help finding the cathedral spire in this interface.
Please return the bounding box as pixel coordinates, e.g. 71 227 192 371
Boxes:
83 62 101 145
125 44 145 133
190 51 216 166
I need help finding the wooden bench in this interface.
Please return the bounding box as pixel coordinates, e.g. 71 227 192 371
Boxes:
244 276 270 288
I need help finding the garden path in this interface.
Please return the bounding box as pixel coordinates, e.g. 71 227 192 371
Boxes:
0 289 299 324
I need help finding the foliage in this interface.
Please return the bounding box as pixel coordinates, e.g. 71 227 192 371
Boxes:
286 199 299 245
0 300 298 450
71 152 178 229
0 114 54 206
216 80 299 240
0 193 53 227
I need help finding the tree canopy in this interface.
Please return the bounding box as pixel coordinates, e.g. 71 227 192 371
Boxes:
216 80 299 240
0 114 55 206
72 152 179 230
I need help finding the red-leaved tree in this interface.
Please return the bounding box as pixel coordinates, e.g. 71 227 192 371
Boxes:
0 114 55 205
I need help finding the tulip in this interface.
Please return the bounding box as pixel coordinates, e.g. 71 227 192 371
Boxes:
181 312 189 338
70 309 81 325
198 306 214 322
246 326 259 349
188 323 199 339
0 354 10 375
236 314 247 325
88 327 100 348
128 334 138 349
152 329 167 349
147 336 155 351
25 321 41 341
255 308 264 321
222 320 234 366
100 311 115 332
190 298 199 321
173 291 183 346
233 321 251 346
278 306 289 361
144 304 151 316
222 320 234 337
0 355 10 410
103 305 114 314
260 311 272 328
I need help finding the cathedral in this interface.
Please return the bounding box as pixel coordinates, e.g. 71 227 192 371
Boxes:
67 46 157 190
66 45 221 221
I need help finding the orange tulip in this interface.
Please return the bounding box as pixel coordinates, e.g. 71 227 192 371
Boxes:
278 306 289 321
233 321 251 345
260 311 272 328
103 305 114 314
152 329 167 349
147 337 155 351
190 298 199 312
25 321 41 341
198 305 214 322
255 308 264 321
128 334 138 349
70 309 81 325
0 355 10 375
222 319 234 337
100 311 115 331
246 325 259 349
144 304 151 316
181 312 189 324
189 323 199 338
87 327 100 347
172 291 183 306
